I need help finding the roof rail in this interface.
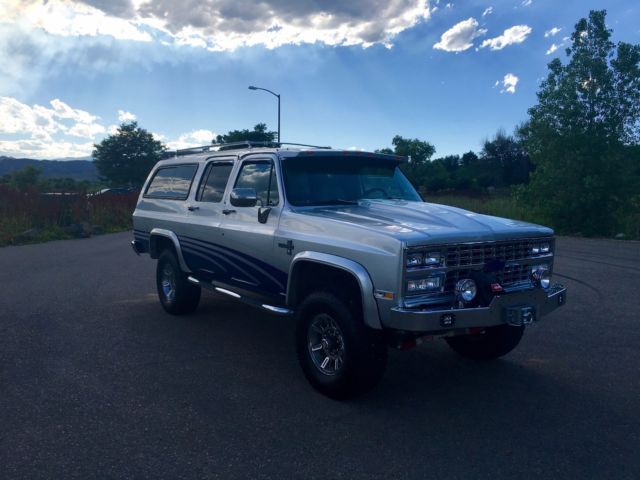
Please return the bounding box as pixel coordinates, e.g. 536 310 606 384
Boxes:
169 140 332 157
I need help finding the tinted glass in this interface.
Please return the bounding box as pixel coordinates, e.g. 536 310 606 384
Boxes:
282 157 420 206
145 164 198 200
234 162 279 206
197 163 233 202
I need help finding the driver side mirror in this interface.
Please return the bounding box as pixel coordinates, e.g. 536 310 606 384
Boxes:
230 188 258 207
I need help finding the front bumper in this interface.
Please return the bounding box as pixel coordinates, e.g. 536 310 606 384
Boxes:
385 284 567 333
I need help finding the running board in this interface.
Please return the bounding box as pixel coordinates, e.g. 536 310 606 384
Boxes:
188 276 293 316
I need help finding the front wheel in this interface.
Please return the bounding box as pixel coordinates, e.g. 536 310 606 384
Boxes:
445 325 524 360
296 291 387 400
156 250 201 315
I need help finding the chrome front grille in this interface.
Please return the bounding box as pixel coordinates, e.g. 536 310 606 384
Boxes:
404 238 554 303
445 239 539 267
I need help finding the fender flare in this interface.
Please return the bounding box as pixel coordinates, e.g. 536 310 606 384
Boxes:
149 228 192 273
287 251 382 330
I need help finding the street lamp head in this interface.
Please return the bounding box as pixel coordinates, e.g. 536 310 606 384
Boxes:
248 86 257 90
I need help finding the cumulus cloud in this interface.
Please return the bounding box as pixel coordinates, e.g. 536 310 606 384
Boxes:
495 73 519 94
433 17 487 52
165 129 216 150
0 96 220 158
545 35 569 56
544 27 562 37
478 25 531 50
118 110 136 122
0 96 109 158
2 0 433 51
482 7 493 17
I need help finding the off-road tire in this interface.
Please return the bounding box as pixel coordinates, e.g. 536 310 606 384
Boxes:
296 291 387 400
445 325 525 360
156 250 201 315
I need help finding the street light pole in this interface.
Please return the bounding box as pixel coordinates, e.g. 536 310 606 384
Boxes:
248 85 280 143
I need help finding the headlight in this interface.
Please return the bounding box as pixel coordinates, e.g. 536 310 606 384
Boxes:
407 275 444 293
532 242 551 255
406 251 443 267
424 252 442 267
406 253 423 267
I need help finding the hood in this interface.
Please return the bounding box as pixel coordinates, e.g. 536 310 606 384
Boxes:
293 199 553 246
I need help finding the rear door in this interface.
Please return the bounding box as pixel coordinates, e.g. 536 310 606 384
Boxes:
180 157 236 282
218 155 287 303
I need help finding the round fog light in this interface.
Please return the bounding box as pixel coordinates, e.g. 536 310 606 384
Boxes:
532 267 551 289
455 279 477 302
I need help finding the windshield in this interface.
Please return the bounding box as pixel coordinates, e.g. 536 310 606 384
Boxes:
282 156 421 206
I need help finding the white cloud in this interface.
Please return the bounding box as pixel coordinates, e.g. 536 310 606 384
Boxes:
482 7 493 17
165 129 216 150
544 27 561 37
521 0 532 6
479 25 532 50
0 139 94 159
0 96 122 158
2 0 433 51
118 110 136 122
545 35 569 56
546 43 559 55
433 17 487 52
495 73 519 94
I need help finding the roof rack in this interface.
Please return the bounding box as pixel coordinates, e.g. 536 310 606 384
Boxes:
169 140 332 157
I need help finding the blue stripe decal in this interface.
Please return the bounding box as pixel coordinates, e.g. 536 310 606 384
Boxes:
179 235 287 295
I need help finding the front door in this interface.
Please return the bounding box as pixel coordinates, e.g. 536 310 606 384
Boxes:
218 156 287 303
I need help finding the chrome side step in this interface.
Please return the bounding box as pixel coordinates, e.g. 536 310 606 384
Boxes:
187 276 293 315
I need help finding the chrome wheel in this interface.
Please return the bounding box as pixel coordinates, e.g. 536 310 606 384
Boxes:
307 313 345 376
161 264 176 302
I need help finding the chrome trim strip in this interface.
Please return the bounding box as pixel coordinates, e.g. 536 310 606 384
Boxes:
187 276 200 284
261 304 293 315
215 287 241 298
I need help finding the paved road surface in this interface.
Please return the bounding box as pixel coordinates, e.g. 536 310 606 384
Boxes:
1 232 639 479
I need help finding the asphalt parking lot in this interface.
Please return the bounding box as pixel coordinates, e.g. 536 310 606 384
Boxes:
1 232 639 479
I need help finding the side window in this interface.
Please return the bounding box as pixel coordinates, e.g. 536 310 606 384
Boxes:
234 161 279 206
145 164 198 200
197 162 233 202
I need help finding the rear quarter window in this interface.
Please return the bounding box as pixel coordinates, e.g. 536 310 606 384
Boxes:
144 164 198 200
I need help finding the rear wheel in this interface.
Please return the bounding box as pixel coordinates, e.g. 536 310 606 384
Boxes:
445 325 524 360
156 250 200 315
296 291 387 399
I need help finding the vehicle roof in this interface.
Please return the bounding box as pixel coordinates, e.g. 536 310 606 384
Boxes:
156 145 406 167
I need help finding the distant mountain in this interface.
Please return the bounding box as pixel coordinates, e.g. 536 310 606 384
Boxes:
0 156 98 181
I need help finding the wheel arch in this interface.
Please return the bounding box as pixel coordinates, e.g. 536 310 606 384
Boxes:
287 251 382 330
149 228 191 273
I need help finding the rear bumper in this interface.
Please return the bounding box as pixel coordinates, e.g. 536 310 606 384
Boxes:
385 284 567 333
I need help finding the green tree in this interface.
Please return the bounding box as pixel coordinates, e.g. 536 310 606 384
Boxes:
519 10 640 235
377 135 436 187
93 122 166 187
10 165 43 192
215 123 276 144
480 129 531 186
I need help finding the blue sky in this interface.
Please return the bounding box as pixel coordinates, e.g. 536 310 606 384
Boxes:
0 0 638 159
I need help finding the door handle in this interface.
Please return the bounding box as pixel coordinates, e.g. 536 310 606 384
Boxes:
187 205 199 211
222 209 236 215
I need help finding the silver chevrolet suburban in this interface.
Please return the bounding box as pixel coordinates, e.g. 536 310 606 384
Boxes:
131 141 567 399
